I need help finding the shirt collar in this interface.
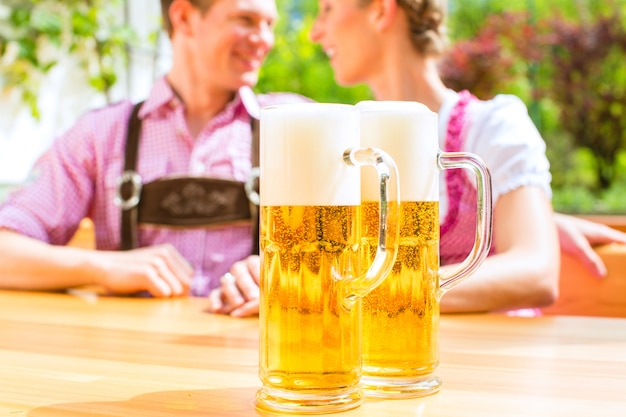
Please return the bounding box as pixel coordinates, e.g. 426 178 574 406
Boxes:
138 76 178 117
238 86 261 119
138 76 258 120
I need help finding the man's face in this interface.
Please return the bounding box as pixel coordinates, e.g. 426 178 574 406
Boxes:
184 0 278 90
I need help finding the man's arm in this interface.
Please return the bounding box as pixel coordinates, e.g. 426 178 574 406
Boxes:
0 229 193 297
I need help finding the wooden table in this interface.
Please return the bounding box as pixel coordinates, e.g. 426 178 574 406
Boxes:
1 290 625 416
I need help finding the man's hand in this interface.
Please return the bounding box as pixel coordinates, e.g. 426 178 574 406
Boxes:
554 213 626 278
95 244 193 297
207 255 260 317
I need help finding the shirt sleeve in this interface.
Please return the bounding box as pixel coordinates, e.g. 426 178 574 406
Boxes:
464 94 552 204
0 111 100 244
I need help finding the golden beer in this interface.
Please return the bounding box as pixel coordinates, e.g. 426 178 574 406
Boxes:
360 201 441 391
257 102 400 413
356 100 492 399
259 205 362 392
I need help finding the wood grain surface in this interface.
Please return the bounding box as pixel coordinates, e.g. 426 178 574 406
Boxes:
1 290 625 416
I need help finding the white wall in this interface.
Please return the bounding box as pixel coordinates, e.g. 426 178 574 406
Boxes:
0 0 171 186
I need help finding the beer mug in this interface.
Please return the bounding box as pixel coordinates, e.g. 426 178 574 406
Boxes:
357 101 493 398
255 103 401 414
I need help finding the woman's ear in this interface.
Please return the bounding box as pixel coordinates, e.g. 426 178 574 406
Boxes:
368 0 400 32
169 0 197 38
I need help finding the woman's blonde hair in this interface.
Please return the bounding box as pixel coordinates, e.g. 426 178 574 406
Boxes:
360 0 448 56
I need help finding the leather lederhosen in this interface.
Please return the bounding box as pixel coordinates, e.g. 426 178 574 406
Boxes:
115 101 260 254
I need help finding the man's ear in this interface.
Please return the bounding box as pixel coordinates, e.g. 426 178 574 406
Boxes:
368 0 400 32
169 0 197 38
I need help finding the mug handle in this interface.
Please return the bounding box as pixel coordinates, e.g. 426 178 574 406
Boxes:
437 151 493 295
340 146 400 308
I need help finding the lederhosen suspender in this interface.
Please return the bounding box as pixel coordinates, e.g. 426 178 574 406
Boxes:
118 102 143 250
116 101 260 254
249 117 260 254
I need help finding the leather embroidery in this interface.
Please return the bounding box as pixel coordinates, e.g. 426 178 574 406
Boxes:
160 182 240 217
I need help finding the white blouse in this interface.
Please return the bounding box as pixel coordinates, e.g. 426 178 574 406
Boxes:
437 89 552 218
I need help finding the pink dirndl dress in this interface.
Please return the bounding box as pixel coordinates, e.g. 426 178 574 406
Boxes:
440 90 540 317
440 90 495 265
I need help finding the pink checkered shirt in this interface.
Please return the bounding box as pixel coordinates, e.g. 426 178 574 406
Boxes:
0 77 310 296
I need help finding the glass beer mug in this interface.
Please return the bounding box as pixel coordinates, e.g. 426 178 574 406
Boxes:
357 101 493 398
255 103 400 414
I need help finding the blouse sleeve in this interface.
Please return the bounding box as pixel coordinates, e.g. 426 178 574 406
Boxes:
464 94 552 204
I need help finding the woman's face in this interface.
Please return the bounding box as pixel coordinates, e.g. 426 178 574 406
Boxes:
310 0 379 86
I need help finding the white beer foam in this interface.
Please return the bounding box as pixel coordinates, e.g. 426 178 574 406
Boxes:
357 101 439 202
260 103 361 206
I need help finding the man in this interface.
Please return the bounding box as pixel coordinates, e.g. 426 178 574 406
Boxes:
0 0 307 298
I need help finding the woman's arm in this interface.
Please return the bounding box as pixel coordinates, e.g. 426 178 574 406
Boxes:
440 186 560 313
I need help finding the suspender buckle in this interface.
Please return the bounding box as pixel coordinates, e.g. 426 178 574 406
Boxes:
244 166 260 206
115 170 143 210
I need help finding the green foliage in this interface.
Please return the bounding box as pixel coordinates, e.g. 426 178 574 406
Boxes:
441 1 626 213
527 12 626 190
447 0 528 40
261 0 626 213
438 20 520 100
256 0 372 103
553 159 626 214
0 0 133 118
2 0 625 213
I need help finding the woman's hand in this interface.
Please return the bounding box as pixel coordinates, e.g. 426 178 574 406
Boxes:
554 213 626 278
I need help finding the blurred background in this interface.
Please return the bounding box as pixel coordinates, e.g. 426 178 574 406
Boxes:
1 0 626 214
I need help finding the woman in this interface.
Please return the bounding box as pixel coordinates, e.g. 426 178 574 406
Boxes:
308 0 560 313
207 0 626 316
